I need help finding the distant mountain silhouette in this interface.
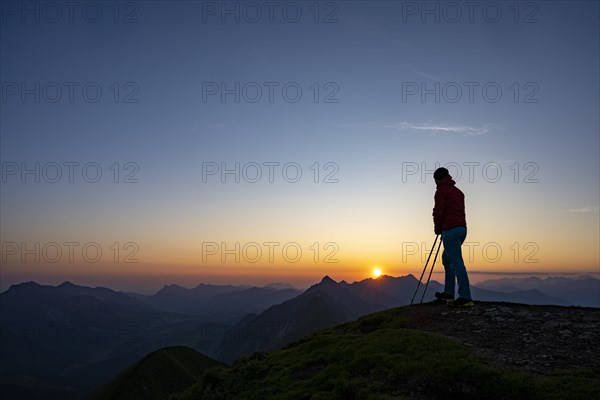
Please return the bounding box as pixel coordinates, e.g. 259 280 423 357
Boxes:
204 287 301 313
132 283 245 314
1 281 152 318
471 287 570 306
476 275 600 307
131 283 300 316
264 282 299 290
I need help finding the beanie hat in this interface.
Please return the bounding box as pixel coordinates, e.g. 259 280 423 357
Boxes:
433 167 449 181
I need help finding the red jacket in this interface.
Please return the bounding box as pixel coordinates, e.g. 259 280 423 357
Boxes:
433 176 466 234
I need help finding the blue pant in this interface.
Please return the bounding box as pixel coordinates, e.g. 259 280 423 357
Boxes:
441 226 472 300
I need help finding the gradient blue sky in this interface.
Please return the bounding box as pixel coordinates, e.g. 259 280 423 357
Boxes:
1 0 599 292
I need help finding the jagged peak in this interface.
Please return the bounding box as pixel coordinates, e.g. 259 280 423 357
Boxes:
303 275 339 294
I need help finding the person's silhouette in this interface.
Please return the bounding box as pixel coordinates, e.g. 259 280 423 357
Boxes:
432 167 474 307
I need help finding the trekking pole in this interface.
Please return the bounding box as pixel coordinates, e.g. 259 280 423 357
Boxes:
410 235 439 305
420 237 443 304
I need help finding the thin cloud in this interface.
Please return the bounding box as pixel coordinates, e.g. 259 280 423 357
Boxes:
566 207 599 213
413 70 440 81
328 122 378 128
385 122 489 136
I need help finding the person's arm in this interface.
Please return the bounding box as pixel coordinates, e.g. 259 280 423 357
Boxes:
432 188 446 235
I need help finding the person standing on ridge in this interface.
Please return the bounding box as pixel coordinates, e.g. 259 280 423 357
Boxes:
432 167 474 307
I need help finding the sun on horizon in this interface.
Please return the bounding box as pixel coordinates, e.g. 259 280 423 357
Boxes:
372 267 383 279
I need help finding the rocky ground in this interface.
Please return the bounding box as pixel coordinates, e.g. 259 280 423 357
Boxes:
394 301 600 378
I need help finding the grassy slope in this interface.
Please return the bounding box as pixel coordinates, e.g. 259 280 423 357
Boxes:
177 308 599 400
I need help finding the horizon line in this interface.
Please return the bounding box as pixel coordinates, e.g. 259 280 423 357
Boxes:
3 271 598 295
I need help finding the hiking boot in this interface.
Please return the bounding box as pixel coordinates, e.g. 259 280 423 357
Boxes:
448 297 475 308
434 292 454 303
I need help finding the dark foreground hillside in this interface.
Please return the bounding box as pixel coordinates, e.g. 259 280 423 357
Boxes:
92 302 600 400
85 347 224 400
